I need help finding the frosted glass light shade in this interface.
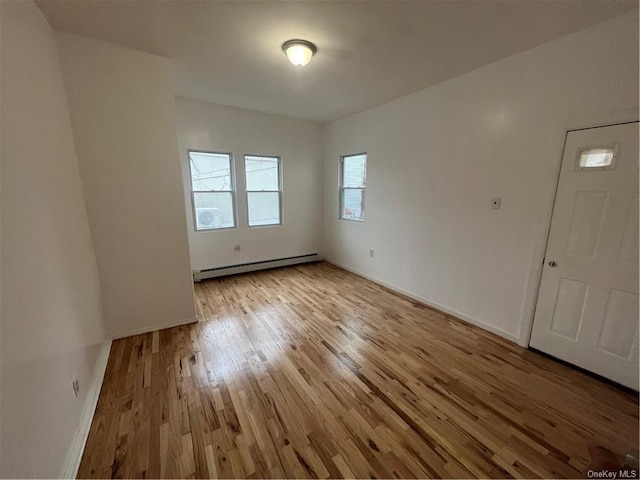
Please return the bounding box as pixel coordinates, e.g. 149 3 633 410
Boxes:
282 40 316 67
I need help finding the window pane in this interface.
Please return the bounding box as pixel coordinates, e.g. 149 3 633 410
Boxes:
342 188 364 221
578 147 615 168
189 151 232 191
245 156 279 191
247 192 280 226
342 154 366 188
193 192 235 229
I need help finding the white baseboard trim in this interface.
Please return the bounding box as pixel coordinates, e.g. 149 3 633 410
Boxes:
324 258 519 344
62 338 112 479
111 316 198 340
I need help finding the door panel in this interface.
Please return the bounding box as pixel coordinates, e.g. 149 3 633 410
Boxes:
530 122 639 390
619 193 639 264
597 289 638 358
549 278 587 340
565 191 607 257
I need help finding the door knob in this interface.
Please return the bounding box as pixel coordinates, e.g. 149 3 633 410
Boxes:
547 260 558 267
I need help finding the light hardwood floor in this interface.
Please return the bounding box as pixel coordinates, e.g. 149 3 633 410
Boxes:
78 262 639 478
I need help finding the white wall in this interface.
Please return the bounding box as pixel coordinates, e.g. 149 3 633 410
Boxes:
55 33 196 337
175 97 323 271
323 12 639 343
0 2 106 476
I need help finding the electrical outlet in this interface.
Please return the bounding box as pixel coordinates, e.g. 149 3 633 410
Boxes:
72 377 79 398
490 197 501 209
234 245 241 252
369 249 374 257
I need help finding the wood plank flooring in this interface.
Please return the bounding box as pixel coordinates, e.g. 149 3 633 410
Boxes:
78 262 639 478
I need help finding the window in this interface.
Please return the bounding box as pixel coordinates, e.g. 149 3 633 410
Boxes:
188 150 236 230
576 146 616 170
340 153 367 221
244 155 282 226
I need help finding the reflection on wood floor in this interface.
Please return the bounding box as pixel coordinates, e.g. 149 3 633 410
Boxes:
78 261 639 478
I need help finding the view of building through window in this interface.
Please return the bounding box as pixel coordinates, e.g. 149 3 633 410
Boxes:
340 153 367 221
245 156 281 226
188 151 283 230
189 151 235 230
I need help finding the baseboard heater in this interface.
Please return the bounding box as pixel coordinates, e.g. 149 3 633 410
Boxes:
193 253 320 282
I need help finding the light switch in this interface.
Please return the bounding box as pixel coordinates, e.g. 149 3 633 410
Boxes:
491 197 501 209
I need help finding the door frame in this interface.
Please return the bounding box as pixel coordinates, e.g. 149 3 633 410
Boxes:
518 109 639 348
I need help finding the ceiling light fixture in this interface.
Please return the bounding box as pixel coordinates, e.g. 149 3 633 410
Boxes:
282 39 316 67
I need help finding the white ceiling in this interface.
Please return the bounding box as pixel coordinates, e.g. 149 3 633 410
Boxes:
37 1 636 124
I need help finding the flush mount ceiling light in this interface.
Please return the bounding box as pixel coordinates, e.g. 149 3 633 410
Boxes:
282 39 317 67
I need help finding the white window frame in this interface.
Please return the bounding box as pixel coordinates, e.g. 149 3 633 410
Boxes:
244 154 283 228
339 153 367 222
574 144 618 171
187 149 237 231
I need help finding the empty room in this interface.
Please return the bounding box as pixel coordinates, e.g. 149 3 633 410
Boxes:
1 0 639 478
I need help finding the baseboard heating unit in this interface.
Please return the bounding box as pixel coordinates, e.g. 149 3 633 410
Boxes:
193 253 320 282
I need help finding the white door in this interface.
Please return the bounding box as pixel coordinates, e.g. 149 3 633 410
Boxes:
530 122 639 390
